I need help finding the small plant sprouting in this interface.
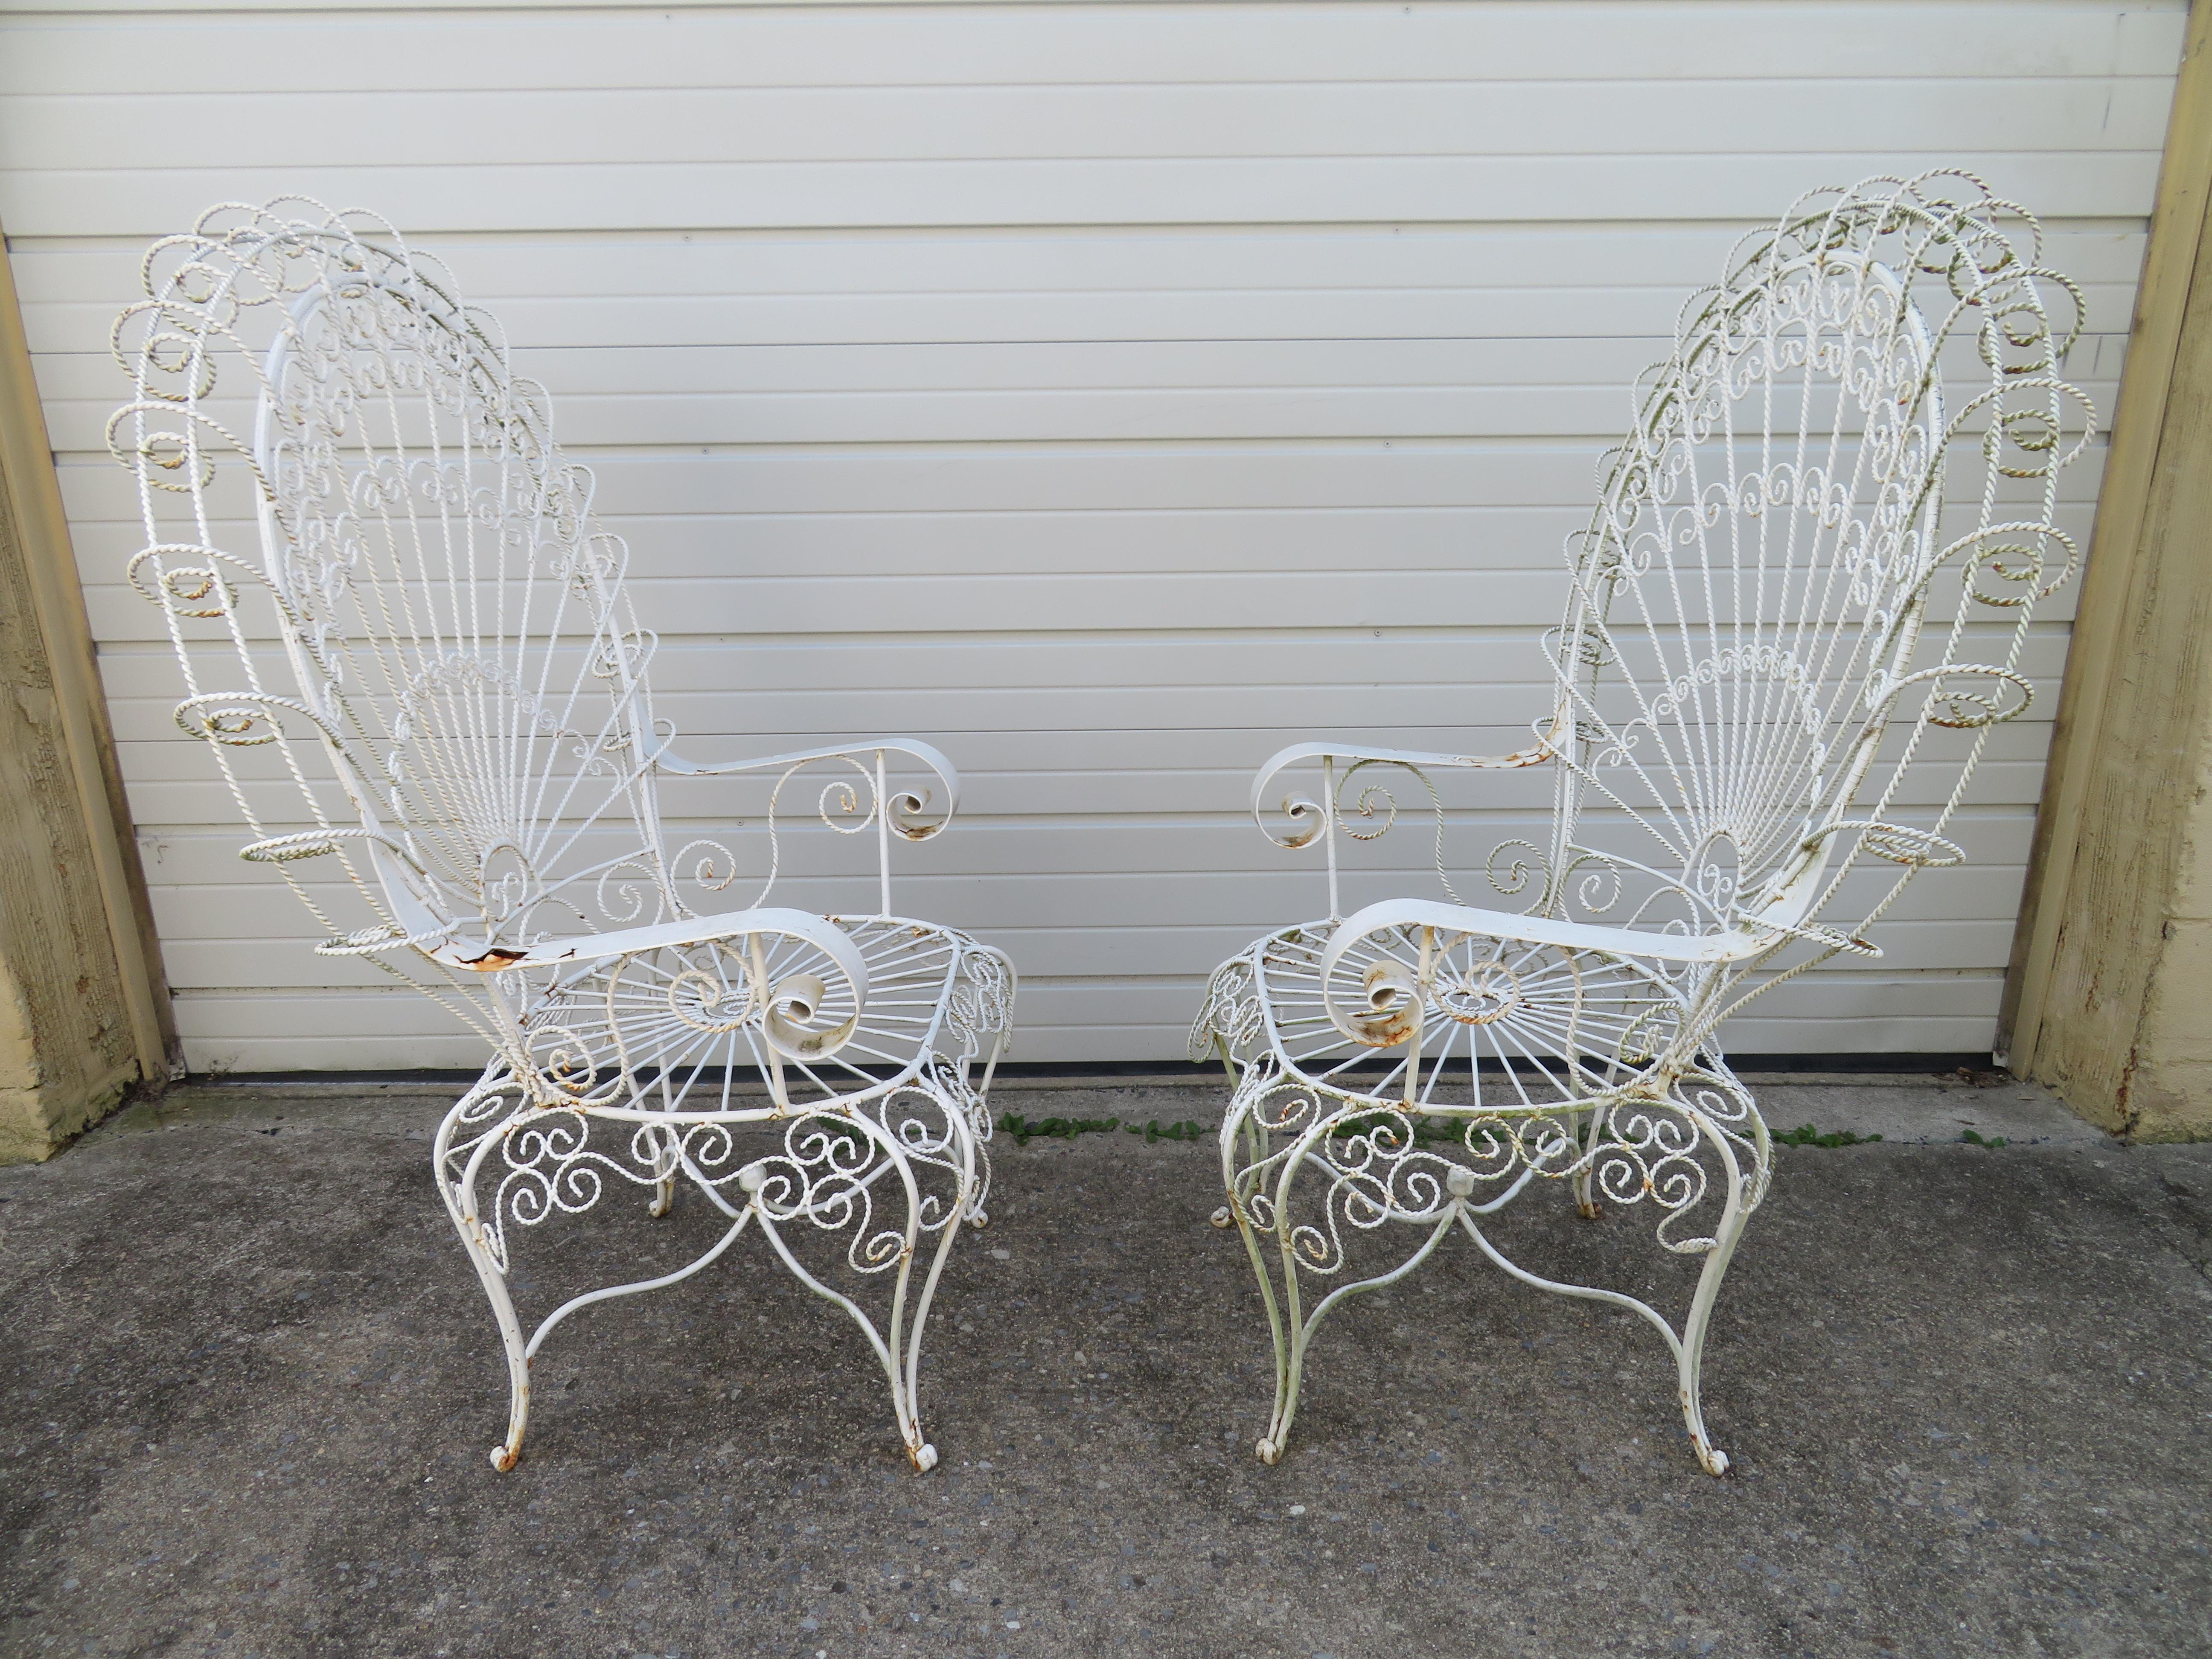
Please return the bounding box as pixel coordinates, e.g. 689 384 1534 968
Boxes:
1960 1128 2009 1150
1774 1123 1883 1149
996 1112 1121 1146
996 1112 1214 1147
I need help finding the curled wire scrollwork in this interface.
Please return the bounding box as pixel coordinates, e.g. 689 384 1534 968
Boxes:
725 756 879 909
1188 952 1266 1066
1257 790 1328 853
744 1084 975 1262
944 948 1016 1070
1228 1062 1764 1277
445 1069 983 1276
1252 756 1468 901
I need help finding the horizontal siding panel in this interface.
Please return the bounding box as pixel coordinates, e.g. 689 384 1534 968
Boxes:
169 1024 2011 1073
163 981 2011 1075
4 4 2184 91
112 762 2062 836
4 81 2174 172
73 576 2095 645
90 677 2075 750
90 637 2081 710
0 153 2165 240
76 570 1571 642
38 370 2132 451
131 809 2043 893
10 225 2160 312
58 503 2110 591
151 851 2031 963
158 911 2029 992
53 442 2112 524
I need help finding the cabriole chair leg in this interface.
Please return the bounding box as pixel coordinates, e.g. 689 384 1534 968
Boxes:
440 1161 532 1473
1227 1100 1466 1467
742 1089 981 1476
1674 1117 1757 1477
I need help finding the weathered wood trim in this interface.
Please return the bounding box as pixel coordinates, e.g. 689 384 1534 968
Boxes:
0 218 175 1158
2000 1 2212 1136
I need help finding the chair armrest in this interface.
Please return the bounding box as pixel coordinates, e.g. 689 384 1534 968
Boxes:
1314 896 1775 1048
1249 721 1562 850
436 907 870 1064
1324 896 1764 972
648 738 961 841
465 907 854 973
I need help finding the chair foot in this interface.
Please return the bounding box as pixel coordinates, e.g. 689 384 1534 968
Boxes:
1694 1440 1730 1477
910 1441 939 1474
489 1442 521 1473
1576 1199 1604 1221
1211 1205 1234 1228
967 1211 989 1229
1255 1438 1281 1465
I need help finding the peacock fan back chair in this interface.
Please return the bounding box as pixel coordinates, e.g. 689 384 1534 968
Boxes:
1191 175 2092 1474
111 202 1016 1473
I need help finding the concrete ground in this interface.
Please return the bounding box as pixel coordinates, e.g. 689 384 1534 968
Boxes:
2 1071 2208 1659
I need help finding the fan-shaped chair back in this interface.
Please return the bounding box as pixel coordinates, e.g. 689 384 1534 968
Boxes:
114 204 674 980
1540 176 2088 1019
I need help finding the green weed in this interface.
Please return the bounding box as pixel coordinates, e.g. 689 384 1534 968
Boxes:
998 1112 1116 1146
995 1112 1214 1147
1774 1123 1883 1148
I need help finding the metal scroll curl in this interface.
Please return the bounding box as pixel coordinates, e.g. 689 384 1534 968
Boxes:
174 689 344 750
1869 661 2035 731
1803 819 1966 871
583 919 872 1088
1189 954 1264 1065
1938 521 2080 610
1229 1077 1757 1281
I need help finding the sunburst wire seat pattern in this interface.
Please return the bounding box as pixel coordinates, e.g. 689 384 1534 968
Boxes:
1191 175 2093 1474
111 202 1016 1473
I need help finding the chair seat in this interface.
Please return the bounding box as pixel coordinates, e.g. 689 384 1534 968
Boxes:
509 914 1013 1115
1192 919 1691 1117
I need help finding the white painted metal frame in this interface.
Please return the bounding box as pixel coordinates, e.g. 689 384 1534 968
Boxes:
111 201 1016 1473
1193 174 2093 1474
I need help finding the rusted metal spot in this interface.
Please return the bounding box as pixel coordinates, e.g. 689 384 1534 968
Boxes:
1348 958 1422 1047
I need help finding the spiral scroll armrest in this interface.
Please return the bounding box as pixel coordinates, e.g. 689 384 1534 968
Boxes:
1248 728 1562 851
647 737 962 841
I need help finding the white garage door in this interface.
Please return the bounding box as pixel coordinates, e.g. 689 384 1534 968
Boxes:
0 0 2182 1070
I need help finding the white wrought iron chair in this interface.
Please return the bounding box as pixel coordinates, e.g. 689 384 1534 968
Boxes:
111 201 1016 1473
1191 175 2091 1474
